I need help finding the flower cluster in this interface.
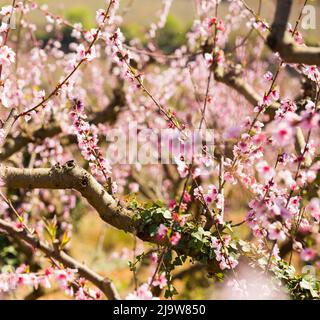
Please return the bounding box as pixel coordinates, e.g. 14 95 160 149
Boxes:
70 100 112 183
125 283 159 300
0 265 101 300
211 235 238 270
0 0 320 301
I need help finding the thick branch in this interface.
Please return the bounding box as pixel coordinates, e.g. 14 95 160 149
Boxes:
268 0 320 66
270 0 292 42
0 109 18 150
214 65 279 115
0 89 124 161
0 161 219 268
0 125 61 161
0 218 120 300
0 161 134 233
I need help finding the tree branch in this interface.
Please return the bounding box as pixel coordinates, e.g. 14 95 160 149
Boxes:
214 64 279 116
0 124 61 161
0 161 220 269
268 0 320 66
0 218 120 300
0 109 18 150
0 161 134 233
0 89 124 161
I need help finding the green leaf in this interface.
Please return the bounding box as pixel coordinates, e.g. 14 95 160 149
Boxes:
191 230 203 241
300 279 311 290
59 232 71 250
173 255 186 266
162 210 172 219
215 272 224 282
149 224 159 237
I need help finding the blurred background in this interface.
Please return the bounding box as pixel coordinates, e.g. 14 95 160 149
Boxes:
1 0 319 300
30 0 320 52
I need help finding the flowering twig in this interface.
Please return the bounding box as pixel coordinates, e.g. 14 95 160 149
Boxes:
0 0 16 82
0 108 17 150
0 218 120 300
268 0 320 66
17 0 115 119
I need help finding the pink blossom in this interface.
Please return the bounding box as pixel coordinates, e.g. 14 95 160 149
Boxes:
193 186 203 200
256 161 275 181
179 202 187 212
217 19 225 31
298 219 312 234
129 182 139 193
35 89 45 101
263 94 272 106
302 65 320 81
208 184 218 197
263 71 273 82
300 248 316 262
175 157 189 178
270 89 279 101
76 44 86 60
71 23 83 39
0 266 79 296
219 256 238 270
215 194 224 211
272 121 294 146
237 134 252 153
0 22 9 33
169 199 176 209
1 0 319 301
292 241 303 252
211 236 220 248
126 283 158 300
204 53 213 66
183 191 191 203
215 50 225 65
75 287 88 300
55 269 77 290
156 224 168 241
96 9 106 25
307 198 320 223
170 232 181 246
0 45 15 66
70 100 112 181
207 17 217 28
268 221 286 241
0 5 12 16
172 212 187 226
150 252 158 264
152 273 167 289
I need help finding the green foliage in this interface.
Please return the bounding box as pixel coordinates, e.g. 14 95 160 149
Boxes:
123 15 190 54
273 260 320 300
128 252 146 273
122 23 147 45
132 201 320 300
156 15 190 54
0 236 19 269
132 201 237 271
164 282 178 299
65 7 94 29
239 240 320 300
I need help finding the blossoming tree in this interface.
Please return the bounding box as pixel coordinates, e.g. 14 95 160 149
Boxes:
0 0 319 300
